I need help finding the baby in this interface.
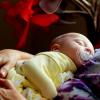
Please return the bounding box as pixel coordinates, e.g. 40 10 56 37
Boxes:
6 32 94 100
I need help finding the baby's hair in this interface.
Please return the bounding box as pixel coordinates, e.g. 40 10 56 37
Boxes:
50 34 68 46
50 32 85 47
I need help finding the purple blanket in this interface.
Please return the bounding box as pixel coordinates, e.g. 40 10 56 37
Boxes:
54 49 100 100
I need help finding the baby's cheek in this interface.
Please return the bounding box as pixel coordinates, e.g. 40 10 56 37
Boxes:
74 48 85 65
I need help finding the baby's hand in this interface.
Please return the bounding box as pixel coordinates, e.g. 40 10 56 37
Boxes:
0 49 33 78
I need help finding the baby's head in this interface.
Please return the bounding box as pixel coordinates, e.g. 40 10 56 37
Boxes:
50 32 94 66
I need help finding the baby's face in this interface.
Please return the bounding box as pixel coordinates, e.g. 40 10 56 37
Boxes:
58 34 94 66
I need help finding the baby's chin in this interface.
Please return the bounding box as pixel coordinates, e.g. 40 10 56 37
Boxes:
78 60 87 67
74 59 85 67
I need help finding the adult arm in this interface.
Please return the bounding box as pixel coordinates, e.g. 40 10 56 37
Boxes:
0 49 33 78
0 78 26 100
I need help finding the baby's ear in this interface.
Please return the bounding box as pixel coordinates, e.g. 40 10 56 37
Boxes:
50 43 60 51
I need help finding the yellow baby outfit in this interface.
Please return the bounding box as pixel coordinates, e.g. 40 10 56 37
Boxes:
7 51 77 100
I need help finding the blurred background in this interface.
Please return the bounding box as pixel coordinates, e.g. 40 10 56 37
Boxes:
0 0 100 54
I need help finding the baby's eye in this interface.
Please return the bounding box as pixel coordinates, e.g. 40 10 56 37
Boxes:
76 40 84 46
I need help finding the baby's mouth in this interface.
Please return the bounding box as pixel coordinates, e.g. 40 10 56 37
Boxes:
78 49 94 65
76 49 93 65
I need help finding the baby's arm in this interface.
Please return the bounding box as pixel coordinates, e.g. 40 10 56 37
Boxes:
15 55 57 99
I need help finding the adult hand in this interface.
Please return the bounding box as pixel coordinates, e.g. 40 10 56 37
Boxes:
0 49 33 78
0 78 26 100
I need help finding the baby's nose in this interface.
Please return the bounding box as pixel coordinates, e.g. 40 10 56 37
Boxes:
85 47 94 55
